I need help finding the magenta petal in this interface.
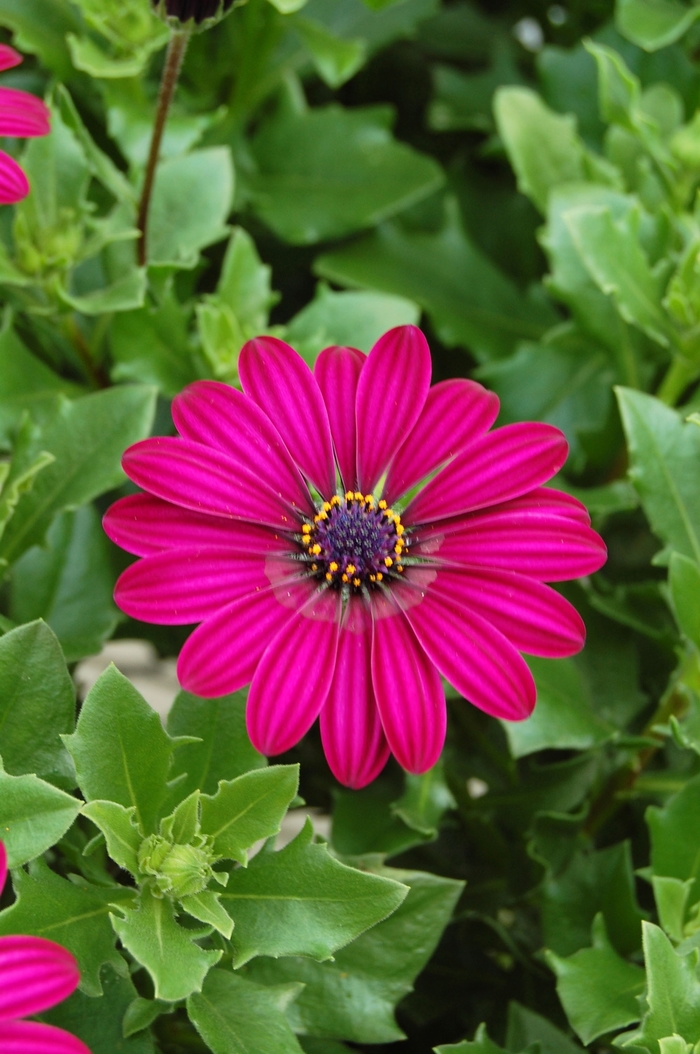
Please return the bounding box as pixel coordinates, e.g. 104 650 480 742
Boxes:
122 437 299 531
413 567 585 658
404 586 535 721
0 936 80 1020
177 577 314 697
315 346 365 491
320 600 390 789
247 590 341 756
406 423 569 524
418 511 607 581
356 326 432 493
0 89 50 138
172 381 312 514
371 601 446 774
239 337 336 497
0 46 22 72
384 379 500 504
114 551 281 624
0 1021 91 1054
103 494 293 558
496 486 591 525
0 152 28 205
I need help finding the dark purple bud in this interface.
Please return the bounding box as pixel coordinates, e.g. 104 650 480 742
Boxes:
152 0 234 24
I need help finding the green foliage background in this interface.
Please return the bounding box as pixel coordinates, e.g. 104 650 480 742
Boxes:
5 0 700 1050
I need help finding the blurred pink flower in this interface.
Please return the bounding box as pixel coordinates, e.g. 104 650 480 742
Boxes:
0 45 50 205
0 843 91 1053
105 326 607 788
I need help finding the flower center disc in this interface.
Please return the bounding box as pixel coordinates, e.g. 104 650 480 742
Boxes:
301 493 407 591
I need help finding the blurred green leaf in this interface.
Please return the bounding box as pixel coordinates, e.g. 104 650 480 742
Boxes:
669 553 700 647
110 293 198 395
506 1001 583 1054
294 17 366 87
435 1024 512 1054
188 970 304 1054
429 44 523 134
0 0 81 79
0 761 81 867
0 325 83 442
43 966 155 1054
648 774 700 905
616 0 700 52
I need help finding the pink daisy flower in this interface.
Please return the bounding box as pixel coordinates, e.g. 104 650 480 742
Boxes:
0 843 91 1053
0 45 50 205
105 327 607 788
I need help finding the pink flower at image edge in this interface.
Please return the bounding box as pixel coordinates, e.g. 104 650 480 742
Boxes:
105 326 607 788
0 843 91 1053
0 45 50 204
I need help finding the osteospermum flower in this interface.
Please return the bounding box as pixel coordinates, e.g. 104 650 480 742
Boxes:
0 843 91 1053
105 327 606 788
0 46 50 205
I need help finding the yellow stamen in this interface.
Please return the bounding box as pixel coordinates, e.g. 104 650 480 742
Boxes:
329 561 339 573
342 573 349 583
376 572 384 582
364 494 374 505
354 491 363 502
395 544 402 554
311 563 318 571
378 500 387 509
302 523 312 534
310 543 322 555
385 557 393 568
326 572 333 582
353 577 361 588
396 523 405 536
345 490 354 501
346 564 356 575
331 495 341 505
323 502 332 513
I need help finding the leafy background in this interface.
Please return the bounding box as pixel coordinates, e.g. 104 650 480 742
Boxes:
4 0 700 1051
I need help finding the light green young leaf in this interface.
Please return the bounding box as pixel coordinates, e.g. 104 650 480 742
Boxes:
0 620 75 787
669 553 700 648
179 890 234 938
160 790 200 846
221 818 407 967
200 765 299 865
294 16 366 88
81 801 141 875
111 886 221 1002
616 388 700 565
0 858 131 995
187 969 305 1054
9 506 120 663
246 867 462 1044
147 148 233 269
216 226 278 332
616 0 700 53
0 385 156 566
316 201 556 361
0 761 82 867
652 876 695 942
64 665 179 835
249 103 443 244
43 965 155 1054
546 915 645 1044
166 690 266 800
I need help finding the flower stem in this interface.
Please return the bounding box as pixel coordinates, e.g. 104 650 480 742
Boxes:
136 29 190 267
656 355 698 407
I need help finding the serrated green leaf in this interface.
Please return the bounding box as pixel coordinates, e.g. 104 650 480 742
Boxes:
0 386 156 566
434 1023 511 1054
111 885 221 1002
647 773 700 906
200 765 299 865
180 890 234 938
617 388 700 566
188 969 305 1054
160 791 200 846
65 665 178 834
81 801 141 875
0 620 75 787
221 818 407 967
9 506 120 663
246 867 462 1044
0 859 131 995
42 964 155 1053
0 762 81 867
506 1001 583 1054
652 876 695 942
166 690 266 800
546 915 645 1044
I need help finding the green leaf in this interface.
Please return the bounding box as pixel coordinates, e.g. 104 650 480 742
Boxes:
147 148 233 268
647 774 700 907
56 85 135 204
503 654 615 759
652 876 695 942
565 205 671 348
188 969 304 1054
391 762 456 839
0 417 55 557
42 965 155 1054
0 761 82 867
286 282 419 365
546 914 645 1044
429 49 524 135
9 506 120 662
220 818 407 967
294 17 366 88
123 997 172 1039
215 227 278 332
64 665 178 835
619 923 700 1050
0 0 81 79
506 1001 583 1054
249 102 443 244
617 388 700 565
111 885 221 1002
669 553 700 647
81 801 141 875
434 1024 511 1054
180 890 234 939
0 620 75 787
0 385 156 566
332 780 438 858
200 765 299 865
316 201 556 361
58 267 147 316
109 294 198 396
0 325 83 442
166 690 266 800
541 842 646 957
616 0 700 52
246 866 462 1044
0 858 131 995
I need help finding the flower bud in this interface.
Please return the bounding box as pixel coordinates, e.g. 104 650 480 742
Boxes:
150 0 235 27
138 835 216 898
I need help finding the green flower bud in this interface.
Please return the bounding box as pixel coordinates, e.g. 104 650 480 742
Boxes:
138 835 216 899
150 0 236 29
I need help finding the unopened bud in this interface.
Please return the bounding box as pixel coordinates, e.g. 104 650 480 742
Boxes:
151 0 235 27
